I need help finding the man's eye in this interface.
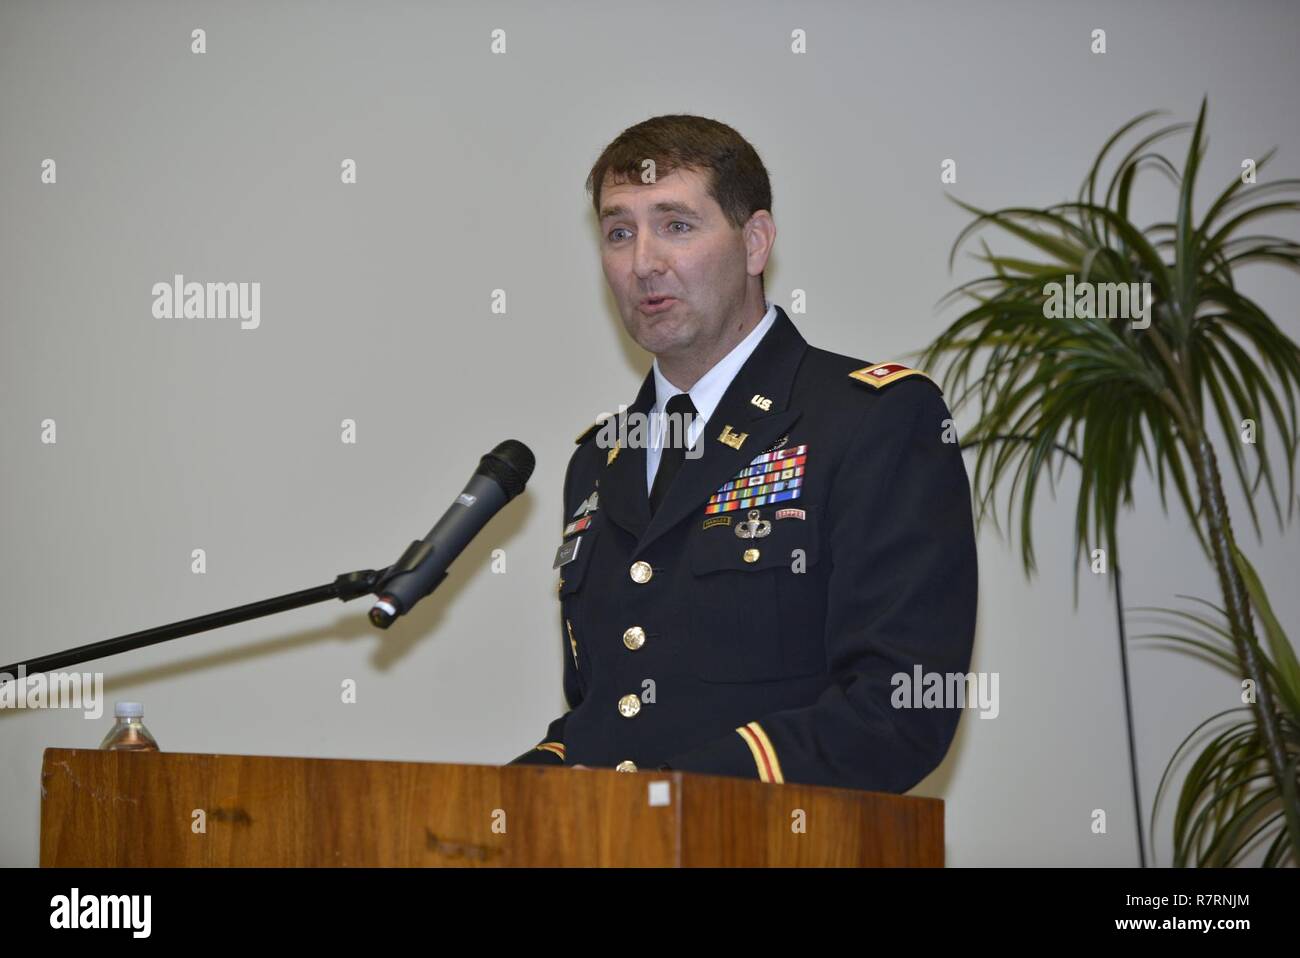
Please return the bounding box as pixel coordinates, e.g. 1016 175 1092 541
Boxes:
607 222 689 241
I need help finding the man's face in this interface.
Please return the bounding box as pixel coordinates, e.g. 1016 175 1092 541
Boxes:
598 167 756 361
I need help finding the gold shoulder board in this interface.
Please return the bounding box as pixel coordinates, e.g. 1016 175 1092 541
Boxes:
574 415 612 445
848 362 937 391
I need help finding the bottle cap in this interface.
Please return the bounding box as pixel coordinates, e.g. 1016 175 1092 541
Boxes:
114 701 144 718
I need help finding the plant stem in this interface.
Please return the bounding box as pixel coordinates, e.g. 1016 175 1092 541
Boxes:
1147 323 1295 836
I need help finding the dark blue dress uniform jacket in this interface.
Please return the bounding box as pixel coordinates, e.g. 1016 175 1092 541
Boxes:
509 306 978 792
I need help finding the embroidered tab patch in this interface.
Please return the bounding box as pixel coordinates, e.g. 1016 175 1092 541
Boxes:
704 444 807 514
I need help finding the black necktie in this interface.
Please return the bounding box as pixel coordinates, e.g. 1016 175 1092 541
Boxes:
649 392 698 516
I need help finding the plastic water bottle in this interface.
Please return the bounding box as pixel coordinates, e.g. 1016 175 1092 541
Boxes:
98 701 160 751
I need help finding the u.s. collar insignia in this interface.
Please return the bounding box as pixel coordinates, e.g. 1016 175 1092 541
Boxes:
607 442 621 466
848 362 933 389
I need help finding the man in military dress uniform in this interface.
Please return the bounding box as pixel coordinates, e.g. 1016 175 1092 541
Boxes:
508 116 977 792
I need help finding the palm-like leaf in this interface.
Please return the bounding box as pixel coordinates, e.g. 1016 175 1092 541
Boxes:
921 99 1300 587
1134 549 1300 866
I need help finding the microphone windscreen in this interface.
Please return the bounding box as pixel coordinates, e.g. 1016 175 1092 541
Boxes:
477 440 535 498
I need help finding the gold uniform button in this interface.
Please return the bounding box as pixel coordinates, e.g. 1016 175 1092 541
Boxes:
743 548 761 563
629 560 653 584
618 693 641 718
615 760 638 773
623 626 646 650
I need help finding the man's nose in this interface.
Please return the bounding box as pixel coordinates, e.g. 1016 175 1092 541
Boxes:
631 231 667 279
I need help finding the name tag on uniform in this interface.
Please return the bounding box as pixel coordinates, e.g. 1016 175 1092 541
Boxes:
553 535 583 569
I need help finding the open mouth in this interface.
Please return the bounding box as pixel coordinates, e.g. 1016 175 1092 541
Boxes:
640 296 677 312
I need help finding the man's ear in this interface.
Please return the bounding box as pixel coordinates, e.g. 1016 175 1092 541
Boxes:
744 210 776 278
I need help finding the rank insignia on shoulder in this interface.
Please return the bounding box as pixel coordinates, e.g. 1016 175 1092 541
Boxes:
575 414 613 445
848 362 936 390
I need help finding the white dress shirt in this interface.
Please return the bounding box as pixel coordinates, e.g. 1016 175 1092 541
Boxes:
645 300 778 493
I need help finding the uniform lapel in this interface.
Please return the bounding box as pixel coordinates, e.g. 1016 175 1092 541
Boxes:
596 368 656 541
634 307 807 555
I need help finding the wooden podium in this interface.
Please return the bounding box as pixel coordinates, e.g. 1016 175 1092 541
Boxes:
40 748 943 867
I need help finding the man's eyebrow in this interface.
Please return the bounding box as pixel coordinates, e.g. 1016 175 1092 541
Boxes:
599 200 703 222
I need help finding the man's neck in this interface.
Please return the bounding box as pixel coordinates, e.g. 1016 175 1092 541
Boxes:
657 297 768 391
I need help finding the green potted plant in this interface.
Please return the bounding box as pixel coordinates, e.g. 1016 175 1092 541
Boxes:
918 97 1300 865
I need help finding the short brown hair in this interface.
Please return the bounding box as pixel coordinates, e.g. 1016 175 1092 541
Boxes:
586 114 773 233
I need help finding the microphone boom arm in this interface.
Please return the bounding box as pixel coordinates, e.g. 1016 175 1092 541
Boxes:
0 566 392 680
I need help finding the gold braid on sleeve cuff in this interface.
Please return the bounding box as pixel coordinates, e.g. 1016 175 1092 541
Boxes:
736 722 784 783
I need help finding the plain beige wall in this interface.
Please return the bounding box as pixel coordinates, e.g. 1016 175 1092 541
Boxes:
2 0 1298 866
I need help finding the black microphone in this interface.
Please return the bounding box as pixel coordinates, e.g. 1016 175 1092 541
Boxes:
369 440 535 629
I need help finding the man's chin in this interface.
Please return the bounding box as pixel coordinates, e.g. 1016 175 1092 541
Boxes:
626 312 693 355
